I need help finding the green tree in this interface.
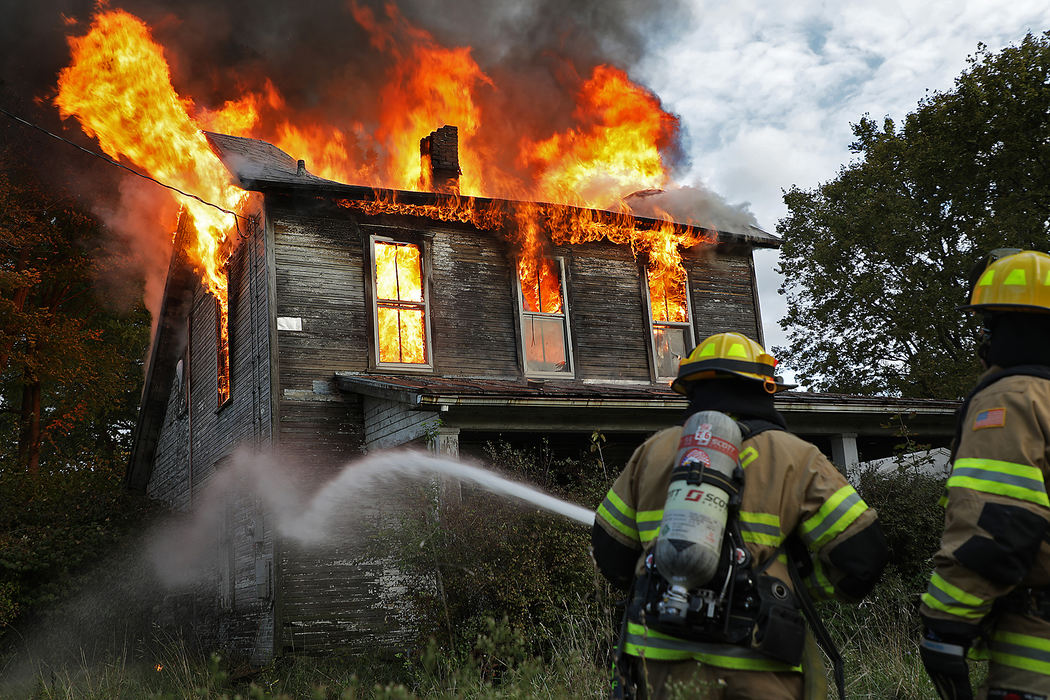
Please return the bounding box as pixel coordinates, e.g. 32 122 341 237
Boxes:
0 156 150 471
777 32 1050 398
0 149 155 640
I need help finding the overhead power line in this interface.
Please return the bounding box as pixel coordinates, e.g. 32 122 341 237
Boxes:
0 105 249 222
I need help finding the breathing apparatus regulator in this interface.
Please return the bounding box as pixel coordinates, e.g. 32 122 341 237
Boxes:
638 409 807 666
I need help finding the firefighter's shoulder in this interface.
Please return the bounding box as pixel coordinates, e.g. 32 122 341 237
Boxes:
966 372 1050 432
741 428 828 468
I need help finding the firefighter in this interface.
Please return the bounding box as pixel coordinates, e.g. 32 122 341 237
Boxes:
592 331 889 699
919 249 1050 699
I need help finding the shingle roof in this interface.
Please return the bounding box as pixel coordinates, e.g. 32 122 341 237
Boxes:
203 131 780 248
205 131 343 190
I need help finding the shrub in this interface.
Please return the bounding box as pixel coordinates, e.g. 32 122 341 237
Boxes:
377 440 611 660
851 462 947 591
0 458 158 644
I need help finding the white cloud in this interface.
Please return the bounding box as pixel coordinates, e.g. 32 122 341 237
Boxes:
639 0 1050 355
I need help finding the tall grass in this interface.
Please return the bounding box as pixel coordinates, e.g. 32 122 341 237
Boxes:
3 591 983 699
0 610 611 699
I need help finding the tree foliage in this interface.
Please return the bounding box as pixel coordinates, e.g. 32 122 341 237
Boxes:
777 32 1050 398
0 146 155 638
0 153 150 470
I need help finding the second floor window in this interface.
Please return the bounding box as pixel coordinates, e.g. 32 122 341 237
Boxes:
647 267 693 380
372 238 430 367
517 257 572 375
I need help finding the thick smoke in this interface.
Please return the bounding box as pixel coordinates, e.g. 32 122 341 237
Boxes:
1 0 697 327
624 183 761 236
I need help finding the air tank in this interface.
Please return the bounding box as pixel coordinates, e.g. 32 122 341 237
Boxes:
652 410 742 622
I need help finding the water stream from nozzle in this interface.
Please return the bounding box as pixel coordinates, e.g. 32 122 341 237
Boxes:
281 450 595 545
149 448 596 588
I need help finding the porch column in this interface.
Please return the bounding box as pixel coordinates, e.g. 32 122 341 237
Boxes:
830 432 859 472
427 426 460 459
428 426 461 504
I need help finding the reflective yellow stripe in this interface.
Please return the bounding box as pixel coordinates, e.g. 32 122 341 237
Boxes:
800 485 867 550
739 446 758 468
990 631 1050 674
740 511 782 546
597 502 638 541
637 509 663 543
1004 269 1027 286
606 489 637 519
921 572 992 620
948 458 1049 507
596 489 639 541
806 558 835 600
741 511 779 526
624 623 801 671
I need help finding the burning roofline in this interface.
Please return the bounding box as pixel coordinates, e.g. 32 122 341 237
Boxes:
203 131 781 250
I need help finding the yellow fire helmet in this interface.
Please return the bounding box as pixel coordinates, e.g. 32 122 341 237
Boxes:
672 331 797 395
964 250 1050 313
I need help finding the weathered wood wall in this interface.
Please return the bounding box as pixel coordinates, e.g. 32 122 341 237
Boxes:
267 196 760 386
684 245 763 343
261 194 763 656
267 198 391 654
147 218 276 664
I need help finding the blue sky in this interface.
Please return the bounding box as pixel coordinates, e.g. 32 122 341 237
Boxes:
634 1 1050 363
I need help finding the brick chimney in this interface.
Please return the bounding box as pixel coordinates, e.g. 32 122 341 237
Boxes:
419 125 461 194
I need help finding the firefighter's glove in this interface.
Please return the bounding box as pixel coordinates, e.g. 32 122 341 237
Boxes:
920 626 974 700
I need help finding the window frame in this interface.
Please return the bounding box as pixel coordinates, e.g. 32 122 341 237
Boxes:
514 256 575 378
642 266 696 382
368 233 434 372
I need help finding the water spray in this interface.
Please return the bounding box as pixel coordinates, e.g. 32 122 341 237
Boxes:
149 448 595 587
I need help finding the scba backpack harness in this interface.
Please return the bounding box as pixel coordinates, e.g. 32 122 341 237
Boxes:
615 411 845 700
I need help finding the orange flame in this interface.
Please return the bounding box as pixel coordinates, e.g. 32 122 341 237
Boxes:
519 258 563 315
523 65 679 210
56 6 720 363
374 241 426 364
55 9 246 311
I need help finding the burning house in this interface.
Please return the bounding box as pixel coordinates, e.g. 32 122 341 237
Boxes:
48 6 961 665
124 126 959 663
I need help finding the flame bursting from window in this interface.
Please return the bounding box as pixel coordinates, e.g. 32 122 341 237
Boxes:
374 241 426 364
55 6 717 336
519 259 563 315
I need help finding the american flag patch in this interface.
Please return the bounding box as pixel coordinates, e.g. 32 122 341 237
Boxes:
973 408 1006 430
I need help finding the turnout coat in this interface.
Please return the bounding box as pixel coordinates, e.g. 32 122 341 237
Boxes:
593 421 887 680
921 369 1050 693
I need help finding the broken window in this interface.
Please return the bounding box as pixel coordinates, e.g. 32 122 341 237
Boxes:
517 257 572 375
372 238 430 367
646 267 693 380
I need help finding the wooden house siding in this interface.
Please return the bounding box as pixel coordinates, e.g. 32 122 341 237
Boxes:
561 241 652 382
146 219 276 664
685 247 762 342
363 397 438 451
268 199 397 654
267 198 760 388
425 222 520 378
